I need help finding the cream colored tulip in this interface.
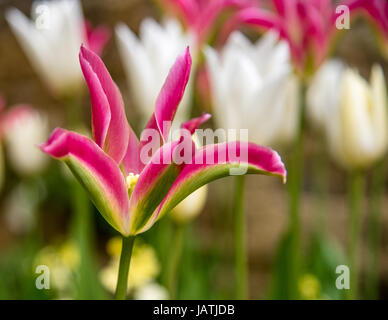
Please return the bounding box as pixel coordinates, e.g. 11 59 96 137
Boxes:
170 185 208 224
308 61 388 169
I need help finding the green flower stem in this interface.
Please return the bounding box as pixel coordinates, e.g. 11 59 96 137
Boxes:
64 94 83 129
166 222 185 299
366 159 386 299
347 170 366 300
234 174 248 300
312 143 330 233
286 83 306 299
115 236 136 300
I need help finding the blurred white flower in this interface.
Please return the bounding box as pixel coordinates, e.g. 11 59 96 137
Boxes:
6 0 109 96
134 282 169 300
170 185 208 224
307 60 345 131
308 61 388 169
2 106 49 175
205 31 300 148
115 18 194 128
3 183 36 234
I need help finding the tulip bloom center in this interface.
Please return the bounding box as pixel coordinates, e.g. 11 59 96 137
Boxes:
126 173 140 194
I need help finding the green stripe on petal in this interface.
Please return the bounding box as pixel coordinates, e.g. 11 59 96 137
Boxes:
156 141 287 219
41 128 130 236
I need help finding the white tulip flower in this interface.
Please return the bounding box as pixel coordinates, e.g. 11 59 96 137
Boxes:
6 0 109 97
306 59 345 131
115 18 195 128
205 30 300 148
308 61 388 169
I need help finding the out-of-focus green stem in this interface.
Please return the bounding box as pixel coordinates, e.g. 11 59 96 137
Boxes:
366 159 386 299
166 223 185 299
312 143 330 232
234 174 248 300
64 94 83 129
347 170 365 300
286 83 306 299
115 236 136 300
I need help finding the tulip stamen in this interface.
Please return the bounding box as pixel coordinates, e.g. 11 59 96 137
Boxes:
126 173 140 195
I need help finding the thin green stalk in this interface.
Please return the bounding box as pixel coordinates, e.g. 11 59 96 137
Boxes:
347 170 365 300
286 83 306 299
64 94 83 129
234 174 248 300
115 236 136 300
165 223 185 299
312 143 330 233
366 160 387 299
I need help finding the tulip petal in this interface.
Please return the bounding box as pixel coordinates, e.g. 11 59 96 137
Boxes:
156 141 287 219
160 0 199 26
127 141 184 234
79 45 130 164
40 128 130 236
121 126 143 175
85 21 111 56
143 47 192 144
219 7 285 46
181 113 211 135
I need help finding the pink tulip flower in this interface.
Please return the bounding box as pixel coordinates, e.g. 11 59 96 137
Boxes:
220 0 357 76
41 45 286 237
84 20 111 56
347 0 388 57
158 0 258 45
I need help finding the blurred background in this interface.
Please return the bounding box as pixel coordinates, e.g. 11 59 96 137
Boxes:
0 0 387 300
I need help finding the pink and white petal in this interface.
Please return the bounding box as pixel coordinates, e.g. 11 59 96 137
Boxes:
40 128 130 236
79 45 130 164
156 141 287 219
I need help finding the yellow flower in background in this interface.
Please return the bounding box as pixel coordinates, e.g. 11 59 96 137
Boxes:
298 274 321 300
106 236 123 257
59 241 80 270
34 241 79 292
100 237 161 294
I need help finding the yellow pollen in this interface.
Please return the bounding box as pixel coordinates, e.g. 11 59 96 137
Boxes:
126 173 140 190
